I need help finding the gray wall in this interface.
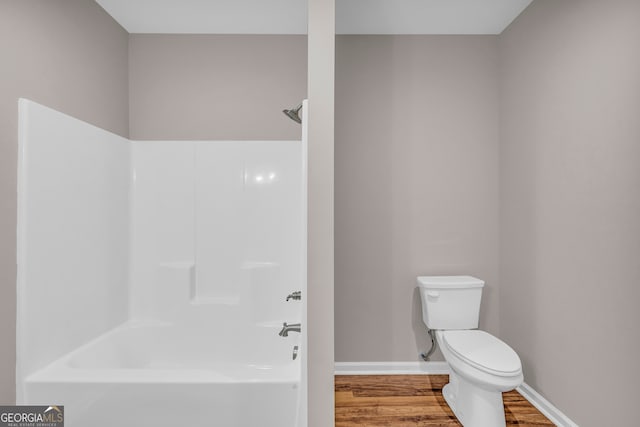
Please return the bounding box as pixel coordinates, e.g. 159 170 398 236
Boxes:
499 1 640 425
0 0 129 404
335 36 500 362
129 35 307 140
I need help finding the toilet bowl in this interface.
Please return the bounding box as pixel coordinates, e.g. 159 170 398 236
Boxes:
436 330 523 427
417 276 523 427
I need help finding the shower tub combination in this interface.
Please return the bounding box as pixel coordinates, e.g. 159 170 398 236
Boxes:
17 100 307 427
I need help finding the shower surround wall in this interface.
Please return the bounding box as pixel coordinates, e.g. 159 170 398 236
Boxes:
16 100 130 401
17 100 306 427
130 140 304 325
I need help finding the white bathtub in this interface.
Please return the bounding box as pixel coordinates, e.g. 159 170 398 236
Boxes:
24 321 302 427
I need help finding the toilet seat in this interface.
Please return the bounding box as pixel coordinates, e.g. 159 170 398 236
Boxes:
441 330 521 377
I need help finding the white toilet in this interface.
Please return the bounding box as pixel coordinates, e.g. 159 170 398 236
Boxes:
417 276 523 427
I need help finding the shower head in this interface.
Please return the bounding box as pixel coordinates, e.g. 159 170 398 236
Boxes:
283 103 302 124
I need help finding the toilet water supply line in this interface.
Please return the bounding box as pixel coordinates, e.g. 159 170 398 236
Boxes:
420 329 437 361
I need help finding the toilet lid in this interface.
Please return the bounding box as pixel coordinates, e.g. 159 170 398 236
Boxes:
442 330 521 376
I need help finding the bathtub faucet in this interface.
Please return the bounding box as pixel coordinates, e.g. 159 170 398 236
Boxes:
279 322 301 337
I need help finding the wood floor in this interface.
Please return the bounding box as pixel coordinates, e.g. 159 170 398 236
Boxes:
335 375 554 426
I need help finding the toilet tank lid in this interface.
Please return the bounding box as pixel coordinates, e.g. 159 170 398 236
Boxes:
417 276 484 289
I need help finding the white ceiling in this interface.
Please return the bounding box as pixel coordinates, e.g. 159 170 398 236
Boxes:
95 0 534 35
338 0 534 35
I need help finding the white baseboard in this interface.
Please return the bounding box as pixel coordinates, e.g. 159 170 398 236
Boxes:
334 362 579 427
335 361 449 375
516 382 579 427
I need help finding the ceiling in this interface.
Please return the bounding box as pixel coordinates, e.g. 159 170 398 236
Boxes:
95 0 534 35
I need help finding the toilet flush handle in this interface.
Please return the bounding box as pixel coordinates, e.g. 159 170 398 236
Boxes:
427 291 439 299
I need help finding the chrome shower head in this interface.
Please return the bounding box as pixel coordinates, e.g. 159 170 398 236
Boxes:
283 103 302 124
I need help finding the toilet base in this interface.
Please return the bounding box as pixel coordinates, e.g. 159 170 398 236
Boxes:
442 369 507 427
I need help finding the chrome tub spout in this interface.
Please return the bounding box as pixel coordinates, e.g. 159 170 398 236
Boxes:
279 322 301 337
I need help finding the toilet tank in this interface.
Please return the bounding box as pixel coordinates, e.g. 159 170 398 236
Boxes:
417 276 484 330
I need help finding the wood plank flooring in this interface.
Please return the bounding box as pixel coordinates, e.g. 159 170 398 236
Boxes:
335 375 554 426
